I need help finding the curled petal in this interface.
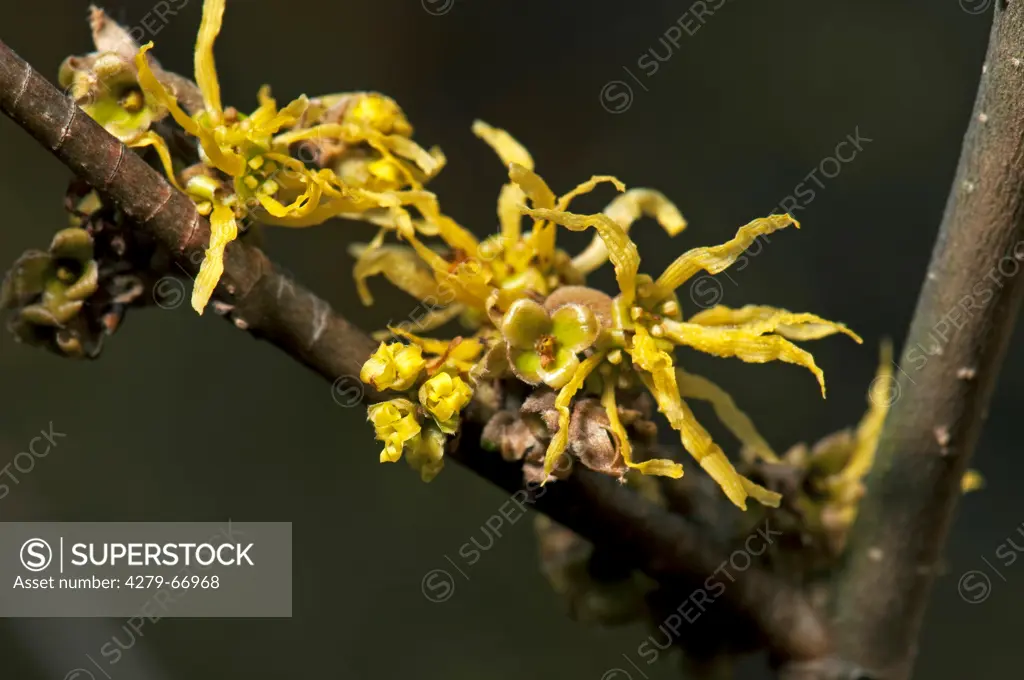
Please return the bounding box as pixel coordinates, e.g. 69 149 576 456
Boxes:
831 341 894 490
255 169 323 220
379 134 444 176
360 342 398 390
372 305 464 340
135 44 199 136
497 182 527 242
509 162 555 209
654 214 798 294
542 352 606 478
348 242 440 306
688 304 862 344
676 368 778 463
386 326 457 355
447 337 485 363
359 341 425 391
194 0 225 117
523 206 641 307
601 377 681 477
660 319 828 397
629 325 685 425
555 175 625 211
509 162 558 261
391 190 479 256
550 303 599 353
368 398 421 463
392 346 427 390
129 132 183 191
632 348 777 509
135 44 245 176
501 298 552 349
573 189 686 276
191 203 238 314
389 331 483 374
419 372 473 432
472 120 534 170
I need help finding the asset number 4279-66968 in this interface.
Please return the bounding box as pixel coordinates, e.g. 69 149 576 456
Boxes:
124 575 221 589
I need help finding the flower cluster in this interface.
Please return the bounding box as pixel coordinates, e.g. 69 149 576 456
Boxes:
2 182 165 358
54 0 864 511
64 0 443 315
360 335 477 480
355 118 863 510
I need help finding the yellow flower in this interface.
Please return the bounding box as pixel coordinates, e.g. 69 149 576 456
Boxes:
353 119 868 511
359 342 426 391
128 0 443 314
367 399 422 464
406 426 447 482
418 372 473 433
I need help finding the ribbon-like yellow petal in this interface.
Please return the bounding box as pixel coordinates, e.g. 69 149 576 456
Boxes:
349 243 441 306
836 341 893 486
194 0 226 118
660 319 828 397
555 175 625 211
471 122 542 247
687 305 862 344
675 368 779 463
573 189 686 276
654 214 798 294
542 352 606 479
601 374 683 477
191 202 238 314
134 44 246 177
372 305 465 340
497 183 527 243
393 191 479 257
631 343 778 510
472 120 534 170
128 132 183 191
385 325 478 358
509 162 557 262
523 206 641 307
134 44 200 137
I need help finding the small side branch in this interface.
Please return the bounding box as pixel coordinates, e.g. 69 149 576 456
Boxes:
830 4 1024 678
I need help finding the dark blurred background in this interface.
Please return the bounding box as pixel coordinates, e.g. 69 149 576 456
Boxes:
1 0 1020 678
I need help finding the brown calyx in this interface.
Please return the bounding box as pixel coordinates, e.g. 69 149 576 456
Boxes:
543 285 615 328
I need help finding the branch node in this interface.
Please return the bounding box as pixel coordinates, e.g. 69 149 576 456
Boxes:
103 143 125 190
142 184 173 225
52 102 76 152
10 65 31 109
